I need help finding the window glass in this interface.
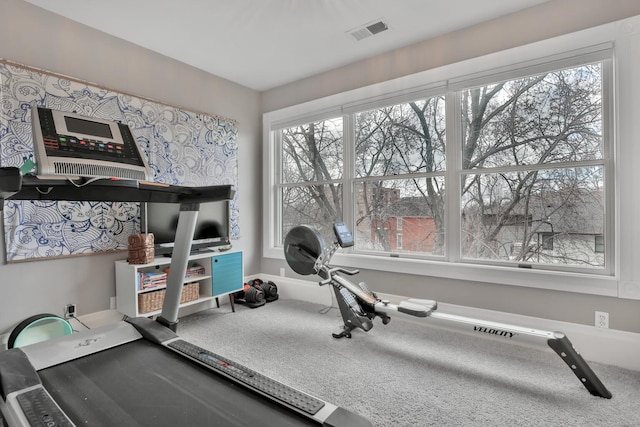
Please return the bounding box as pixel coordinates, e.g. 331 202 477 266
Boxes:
280 117 344 245
462 64 603 169
281 184 343 246
461 167 604 267
459 63 606 269
355 98 446 178
354 178 445 256
281 118 343 183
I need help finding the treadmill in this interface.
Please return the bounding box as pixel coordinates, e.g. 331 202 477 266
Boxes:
0 170 372 427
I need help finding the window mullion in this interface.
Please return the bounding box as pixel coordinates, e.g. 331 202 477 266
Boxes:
602 57 615 277
343 113 355 234
446 90 462 263
273 130 283 246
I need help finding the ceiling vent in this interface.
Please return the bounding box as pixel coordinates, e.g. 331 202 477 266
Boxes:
347 19 389 41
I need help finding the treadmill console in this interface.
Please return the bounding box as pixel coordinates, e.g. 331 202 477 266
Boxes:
31 106 152 181
333 222 354 248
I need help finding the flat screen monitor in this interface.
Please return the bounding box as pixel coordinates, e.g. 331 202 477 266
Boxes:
141 200 230 256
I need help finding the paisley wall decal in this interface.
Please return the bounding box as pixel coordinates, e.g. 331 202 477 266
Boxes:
0 60 239 262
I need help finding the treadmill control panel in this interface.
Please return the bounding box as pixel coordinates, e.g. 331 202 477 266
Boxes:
31 106 152 180
36 107 144 165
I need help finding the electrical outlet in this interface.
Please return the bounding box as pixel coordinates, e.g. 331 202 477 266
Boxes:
110 296 117 310
595 311 609 328
65 303 77 319
279 267 285 277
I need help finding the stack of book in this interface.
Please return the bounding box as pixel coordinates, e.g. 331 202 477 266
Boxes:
186 264 206 278
137 264 205 291
137 271 167 291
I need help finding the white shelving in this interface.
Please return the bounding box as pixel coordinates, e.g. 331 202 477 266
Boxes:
115 250 243 318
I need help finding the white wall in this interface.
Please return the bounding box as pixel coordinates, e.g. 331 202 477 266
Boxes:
0 0 262 334
260 0 640 333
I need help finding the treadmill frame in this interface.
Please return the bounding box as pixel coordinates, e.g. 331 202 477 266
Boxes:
0 169 372 427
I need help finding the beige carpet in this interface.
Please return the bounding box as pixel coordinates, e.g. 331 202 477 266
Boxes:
178 299 640 427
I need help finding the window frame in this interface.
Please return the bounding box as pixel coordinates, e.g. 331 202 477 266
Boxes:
263 20 640 299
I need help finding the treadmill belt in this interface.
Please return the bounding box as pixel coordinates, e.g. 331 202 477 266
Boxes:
38 339 317 427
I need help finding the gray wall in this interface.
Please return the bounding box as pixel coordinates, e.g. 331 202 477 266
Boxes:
260 0 640 333
0 0 261 334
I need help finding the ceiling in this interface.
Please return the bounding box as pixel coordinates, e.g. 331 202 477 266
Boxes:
23 0 550 92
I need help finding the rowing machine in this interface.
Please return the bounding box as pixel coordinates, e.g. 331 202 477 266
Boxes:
283 222 612 399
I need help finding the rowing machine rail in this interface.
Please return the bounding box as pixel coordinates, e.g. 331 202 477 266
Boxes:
283 224 612 399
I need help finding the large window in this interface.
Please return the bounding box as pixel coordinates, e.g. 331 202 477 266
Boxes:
274 58 610 274
265 35 628 296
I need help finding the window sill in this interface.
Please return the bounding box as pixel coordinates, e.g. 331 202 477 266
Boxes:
265 246 620 298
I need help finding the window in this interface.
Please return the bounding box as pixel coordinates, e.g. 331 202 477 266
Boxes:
353 98 445 255
265 32 624 296
274 58 609 273
459 64 606 269
280 118 343 241
540 233 555 251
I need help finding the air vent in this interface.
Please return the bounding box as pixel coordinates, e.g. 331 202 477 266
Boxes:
347 19 389 41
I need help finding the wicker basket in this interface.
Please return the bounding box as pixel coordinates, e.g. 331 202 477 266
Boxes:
138 282 200 314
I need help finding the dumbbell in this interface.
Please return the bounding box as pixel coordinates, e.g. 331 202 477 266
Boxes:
258 280 279 302
234 281 266 308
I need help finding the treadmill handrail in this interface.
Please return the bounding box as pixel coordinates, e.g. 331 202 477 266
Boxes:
0 167 235 330
0 168 235 205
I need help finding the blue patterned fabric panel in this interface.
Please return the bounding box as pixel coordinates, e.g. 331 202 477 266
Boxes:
0 61 239 261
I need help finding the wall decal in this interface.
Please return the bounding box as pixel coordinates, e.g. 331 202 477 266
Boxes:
0 60 239 262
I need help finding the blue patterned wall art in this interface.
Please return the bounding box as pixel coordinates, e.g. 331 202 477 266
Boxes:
0 60 239 262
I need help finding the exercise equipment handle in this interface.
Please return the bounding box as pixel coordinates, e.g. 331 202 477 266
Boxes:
319 267 360 286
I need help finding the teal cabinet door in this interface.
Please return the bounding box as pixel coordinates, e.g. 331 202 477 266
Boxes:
211 252 243 297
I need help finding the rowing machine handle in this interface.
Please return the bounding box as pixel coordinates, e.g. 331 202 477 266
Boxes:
319 267 360 286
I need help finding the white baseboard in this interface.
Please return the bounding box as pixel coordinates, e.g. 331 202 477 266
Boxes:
259 273 640 372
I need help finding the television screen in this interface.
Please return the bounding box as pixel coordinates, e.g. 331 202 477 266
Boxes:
141 200 230 255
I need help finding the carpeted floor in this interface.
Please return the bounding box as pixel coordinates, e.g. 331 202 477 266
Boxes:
177 299 640 427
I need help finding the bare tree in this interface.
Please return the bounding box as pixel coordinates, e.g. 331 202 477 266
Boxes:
281 120 343 241
279 63 605 266
461 65 604 265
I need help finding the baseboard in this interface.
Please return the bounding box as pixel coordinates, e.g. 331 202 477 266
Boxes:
259 273 640 372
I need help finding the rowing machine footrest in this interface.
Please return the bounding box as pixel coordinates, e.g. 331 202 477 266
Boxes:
407 298 438 312
398 300 436 317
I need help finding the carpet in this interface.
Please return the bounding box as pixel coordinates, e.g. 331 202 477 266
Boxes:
177 299 640 427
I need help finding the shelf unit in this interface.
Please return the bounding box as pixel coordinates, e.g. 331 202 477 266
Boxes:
115 250 243 318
